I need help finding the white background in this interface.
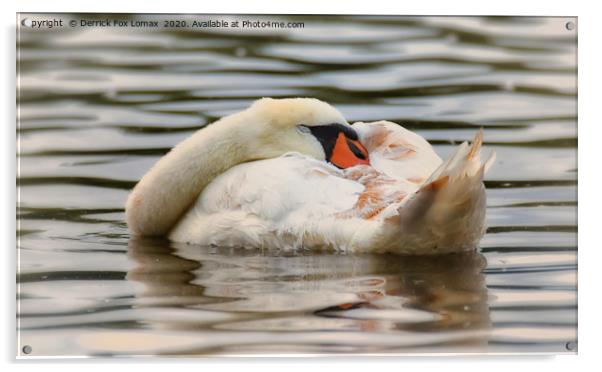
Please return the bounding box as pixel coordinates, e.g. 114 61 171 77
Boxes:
3 0 600 370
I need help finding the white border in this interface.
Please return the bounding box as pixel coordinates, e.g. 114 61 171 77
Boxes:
4 0 601 371
7 0 584 16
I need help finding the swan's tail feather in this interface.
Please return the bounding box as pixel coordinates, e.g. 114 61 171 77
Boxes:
384 131 495 254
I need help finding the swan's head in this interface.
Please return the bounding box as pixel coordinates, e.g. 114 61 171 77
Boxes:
243 97 370 168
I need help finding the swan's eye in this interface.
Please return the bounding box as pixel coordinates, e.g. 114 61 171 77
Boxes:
296 125 311 135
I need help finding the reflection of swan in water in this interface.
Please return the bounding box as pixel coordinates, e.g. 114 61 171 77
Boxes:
122 238 491 354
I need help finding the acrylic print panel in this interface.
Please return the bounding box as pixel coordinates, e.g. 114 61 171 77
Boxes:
16 14 577 357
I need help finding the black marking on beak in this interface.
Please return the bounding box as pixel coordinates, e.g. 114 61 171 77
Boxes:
305 123 359 160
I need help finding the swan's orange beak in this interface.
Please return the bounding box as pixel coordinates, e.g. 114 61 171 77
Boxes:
331 132 370 169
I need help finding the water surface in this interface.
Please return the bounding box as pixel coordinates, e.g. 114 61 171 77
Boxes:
17 14 577 356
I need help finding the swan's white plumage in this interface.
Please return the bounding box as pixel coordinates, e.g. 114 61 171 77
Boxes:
126 97 494 254
169 154 367 250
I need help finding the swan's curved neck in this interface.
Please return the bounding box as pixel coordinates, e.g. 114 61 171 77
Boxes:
126 113 253 236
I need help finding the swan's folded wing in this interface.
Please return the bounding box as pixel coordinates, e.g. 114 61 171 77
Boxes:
168 153 365 248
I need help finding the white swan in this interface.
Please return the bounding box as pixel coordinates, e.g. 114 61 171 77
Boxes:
126 98 494 254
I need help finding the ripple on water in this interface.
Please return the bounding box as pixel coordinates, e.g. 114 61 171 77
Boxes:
17 15 576 356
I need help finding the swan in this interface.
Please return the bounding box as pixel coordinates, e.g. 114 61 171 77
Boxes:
126 97 494 254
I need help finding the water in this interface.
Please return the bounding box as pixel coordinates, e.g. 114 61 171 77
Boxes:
16 14 577 356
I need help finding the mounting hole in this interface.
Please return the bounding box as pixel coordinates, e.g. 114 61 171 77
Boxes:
22 345 32 354
566 21 575 31
565 341 577 351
